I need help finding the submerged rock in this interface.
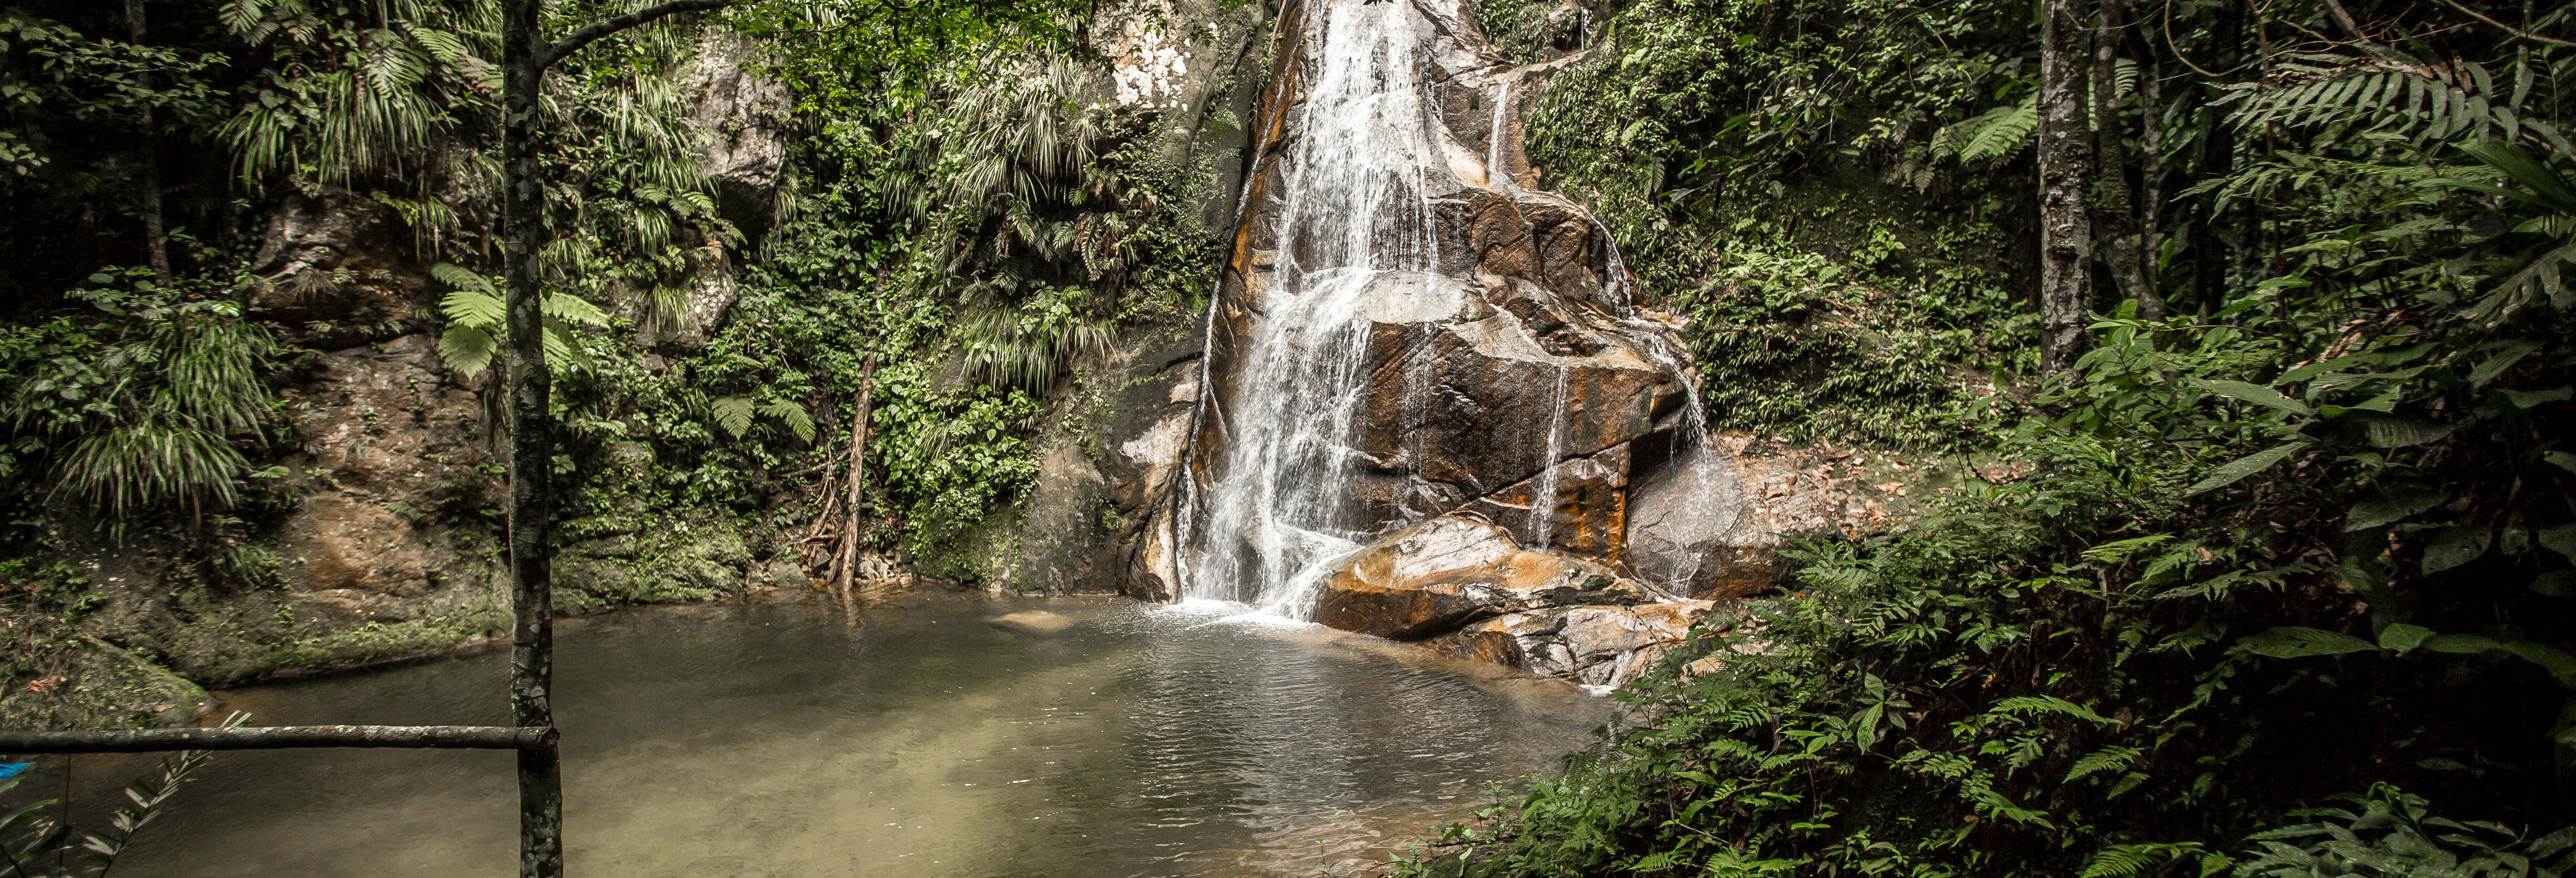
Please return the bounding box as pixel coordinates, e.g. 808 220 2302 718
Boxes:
988 610 1079 636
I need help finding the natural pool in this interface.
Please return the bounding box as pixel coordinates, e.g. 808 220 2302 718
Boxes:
36 588 1608 877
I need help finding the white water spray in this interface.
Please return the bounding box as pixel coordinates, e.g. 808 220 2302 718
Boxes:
1181 0 1444 616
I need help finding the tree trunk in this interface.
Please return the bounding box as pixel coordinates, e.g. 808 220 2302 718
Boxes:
834 354 879 597
2038 0 2097 374
2092 0 2156 321
2135 46 2165 310
2188 0 2245 312
499 0 563 875
123 0 169 284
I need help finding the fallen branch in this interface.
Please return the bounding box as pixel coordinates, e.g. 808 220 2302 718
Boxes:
834 354 880 597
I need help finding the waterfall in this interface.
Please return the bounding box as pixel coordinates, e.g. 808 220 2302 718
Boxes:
1531 363 1567 549
1174 0 1743 616
1180 0 1442 615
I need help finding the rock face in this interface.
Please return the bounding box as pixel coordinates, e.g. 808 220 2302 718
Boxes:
271 334 503 630
1159 0 1773 686
680 30 793 242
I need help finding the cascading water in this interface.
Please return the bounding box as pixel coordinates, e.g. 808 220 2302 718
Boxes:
1174 0 1747 616
1180 0 1443 615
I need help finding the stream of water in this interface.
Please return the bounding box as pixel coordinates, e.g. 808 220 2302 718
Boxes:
1181 0 1447 616
25 590 1604 877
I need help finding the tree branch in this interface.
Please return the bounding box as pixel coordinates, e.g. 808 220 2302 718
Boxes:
2427 0 2576 47
541 0 742 71
0 725 551 754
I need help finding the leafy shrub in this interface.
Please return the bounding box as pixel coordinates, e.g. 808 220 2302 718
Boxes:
0 270 275 530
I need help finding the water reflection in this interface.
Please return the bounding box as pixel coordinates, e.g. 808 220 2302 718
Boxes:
42 588 1602 877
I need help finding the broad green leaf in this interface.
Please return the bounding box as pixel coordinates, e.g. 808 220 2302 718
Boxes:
2500 642 2576 687
2470 341 2541 386
2279 355 2365 385
2541 524 2576 561
2356 415 2456 448
2188 380 2314 416
2420 525 2491 574
2186 442 2305 495
2345 485 2446 531
2239 627 2379 658
2378 624 2433 654
2498 386 2572 409
2546 451 2576 474
2420 633 2504 654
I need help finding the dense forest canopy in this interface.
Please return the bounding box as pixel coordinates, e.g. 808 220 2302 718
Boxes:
0 0 2570 874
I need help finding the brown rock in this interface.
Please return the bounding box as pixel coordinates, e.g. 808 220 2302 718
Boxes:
1432 599 1712 688
1470 442 1630 562
1313 515 1646 640
271 333 499 618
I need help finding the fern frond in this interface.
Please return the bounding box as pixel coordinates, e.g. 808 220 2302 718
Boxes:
711 396 755 437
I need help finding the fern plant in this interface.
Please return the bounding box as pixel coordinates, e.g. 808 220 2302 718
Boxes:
706 389 814 443
431 262 607 377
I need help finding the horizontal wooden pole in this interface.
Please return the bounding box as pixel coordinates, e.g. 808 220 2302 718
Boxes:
0 725 552 755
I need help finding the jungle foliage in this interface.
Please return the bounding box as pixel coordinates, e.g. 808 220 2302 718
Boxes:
0 0 1227 734
0 0 1211 558
1415 0 2576 874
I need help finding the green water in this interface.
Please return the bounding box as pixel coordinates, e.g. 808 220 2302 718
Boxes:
35 589 1606 877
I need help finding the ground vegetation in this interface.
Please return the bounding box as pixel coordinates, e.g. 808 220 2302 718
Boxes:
1408 0 2576 872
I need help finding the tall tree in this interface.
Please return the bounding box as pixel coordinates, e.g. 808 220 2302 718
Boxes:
123 0 169 283
498 2 737 875
2092 0 2159 320
2186 0 2246 310
2037 0 2095 373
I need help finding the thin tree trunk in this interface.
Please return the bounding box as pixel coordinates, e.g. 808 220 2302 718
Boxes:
2038 0 2097 374
834 354 879 597
2135 47 2165 310
2092 0 2156 320
499 1 562 875
123 0 169 284
2189 0 2244 312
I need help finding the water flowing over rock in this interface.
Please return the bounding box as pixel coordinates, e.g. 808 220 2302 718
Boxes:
1166 0 1774 683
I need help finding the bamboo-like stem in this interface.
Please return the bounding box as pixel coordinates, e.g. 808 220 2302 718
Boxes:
0 725 551 754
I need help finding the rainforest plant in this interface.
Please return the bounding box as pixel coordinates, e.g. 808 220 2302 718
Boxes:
1409 0 2576 873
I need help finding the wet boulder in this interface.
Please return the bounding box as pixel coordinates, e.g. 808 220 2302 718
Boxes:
1433 599 1712 689
1313 515 1647 640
